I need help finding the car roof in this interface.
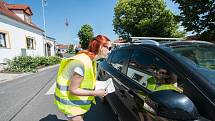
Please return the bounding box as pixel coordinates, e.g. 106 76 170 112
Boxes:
160 40 214 47
113 40 214 50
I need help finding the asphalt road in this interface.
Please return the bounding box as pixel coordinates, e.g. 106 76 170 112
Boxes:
0 66 117 121
63 53 74 58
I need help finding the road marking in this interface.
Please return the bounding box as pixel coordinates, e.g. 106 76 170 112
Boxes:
46 82 56 95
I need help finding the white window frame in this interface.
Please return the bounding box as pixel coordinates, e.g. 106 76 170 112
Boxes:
26 37 35 49
0 31 10 48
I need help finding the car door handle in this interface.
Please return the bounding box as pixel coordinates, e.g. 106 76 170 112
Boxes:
119 89 134 98
119 89 127 98
119 89 125 95
127 90 134 98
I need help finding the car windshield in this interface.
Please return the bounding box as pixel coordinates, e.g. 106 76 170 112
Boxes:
168 43 215 85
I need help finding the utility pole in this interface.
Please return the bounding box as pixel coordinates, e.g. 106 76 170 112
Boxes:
41 0 47 56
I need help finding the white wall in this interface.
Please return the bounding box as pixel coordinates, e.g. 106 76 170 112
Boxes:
12 10 24 20
0 14 44 63
51 42 56 56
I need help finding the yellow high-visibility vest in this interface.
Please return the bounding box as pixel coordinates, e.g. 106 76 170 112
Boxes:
146 76 179 92
54 53 97 115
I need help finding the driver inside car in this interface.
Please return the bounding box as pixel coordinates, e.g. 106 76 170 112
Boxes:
146 68 182 92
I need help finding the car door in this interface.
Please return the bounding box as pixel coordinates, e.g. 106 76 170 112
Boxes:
109 48 150 121
101 48 135 121
124 47 186 121
109 49 130 101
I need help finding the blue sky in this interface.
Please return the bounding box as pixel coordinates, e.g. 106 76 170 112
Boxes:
5 0 181 45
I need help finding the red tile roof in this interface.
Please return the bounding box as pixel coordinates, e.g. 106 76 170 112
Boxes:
7 4 33 15
0 1 43 31
56 44 70 49
7 4 28 9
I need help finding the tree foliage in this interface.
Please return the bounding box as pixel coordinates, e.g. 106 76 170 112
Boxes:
78 24 94 49
172 0 215 42
113 0 184 41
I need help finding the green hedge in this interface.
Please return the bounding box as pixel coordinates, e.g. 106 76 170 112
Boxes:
6 56 61 72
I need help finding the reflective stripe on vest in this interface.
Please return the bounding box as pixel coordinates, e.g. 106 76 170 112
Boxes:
55 94 92 105
54 53 96 115
56 83 94 91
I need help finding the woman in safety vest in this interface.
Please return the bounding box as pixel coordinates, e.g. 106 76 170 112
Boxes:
54 35 111 121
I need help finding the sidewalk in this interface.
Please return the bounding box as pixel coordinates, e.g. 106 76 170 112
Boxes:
0 64 59 84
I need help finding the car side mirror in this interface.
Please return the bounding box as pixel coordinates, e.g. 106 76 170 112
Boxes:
148 90 199 120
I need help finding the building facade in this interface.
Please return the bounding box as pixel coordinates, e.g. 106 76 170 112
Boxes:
56 44 69 54
0 1 55 64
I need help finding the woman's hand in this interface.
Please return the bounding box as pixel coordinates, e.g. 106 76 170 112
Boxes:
94 89 108 97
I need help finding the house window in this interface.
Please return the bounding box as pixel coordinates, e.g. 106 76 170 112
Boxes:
26 37 35 49
0 32 6 48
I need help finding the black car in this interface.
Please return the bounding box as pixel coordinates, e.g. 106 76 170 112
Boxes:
97 41 215 121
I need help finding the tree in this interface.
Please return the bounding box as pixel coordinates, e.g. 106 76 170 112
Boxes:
172 0 215 42
113 0 185 41
78 24 94 49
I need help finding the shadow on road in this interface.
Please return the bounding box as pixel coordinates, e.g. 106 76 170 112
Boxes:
84 97 117 121
39 114 66 121
39 98 116 121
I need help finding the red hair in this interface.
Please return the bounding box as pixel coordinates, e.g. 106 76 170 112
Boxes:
78 35 110 59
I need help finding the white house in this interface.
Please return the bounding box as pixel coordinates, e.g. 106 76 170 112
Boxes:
56 44 69 54
0 1 55 64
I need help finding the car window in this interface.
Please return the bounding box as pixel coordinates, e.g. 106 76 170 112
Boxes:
170 44 215 87
106 51 113 63
127 50 153 86
110 49 130 72
127 49 183 92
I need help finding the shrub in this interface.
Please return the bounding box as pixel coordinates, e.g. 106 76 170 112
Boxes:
6 56 61 73
46 56 61 65
6 56 36 72
35 56 49 67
